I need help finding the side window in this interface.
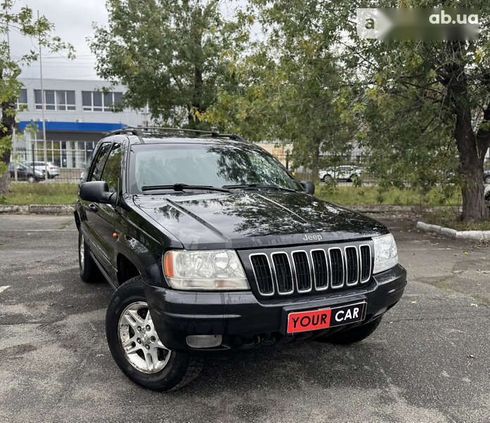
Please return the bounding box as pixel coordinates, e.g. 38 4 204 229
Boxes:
100 144 123 192
89 143 112 181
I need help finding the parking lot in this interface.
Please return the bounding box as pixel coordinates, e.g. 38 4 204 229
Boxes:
0 214 488 423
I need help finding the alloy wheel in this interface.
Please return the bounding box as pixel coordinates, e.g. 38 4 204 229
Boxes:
118 301 172 374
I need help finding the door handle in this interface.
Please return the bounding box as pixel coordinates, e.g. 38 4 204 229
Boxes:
88 203 99 212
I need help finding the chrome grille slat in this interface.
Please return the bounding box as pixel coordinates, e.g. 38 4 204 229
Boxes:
329 247 344 289
311 249 329 290
292 251 312 293
248 243 372 297
271 252 294 295
249 254 274 296
359 244 372 283
345 246 359 286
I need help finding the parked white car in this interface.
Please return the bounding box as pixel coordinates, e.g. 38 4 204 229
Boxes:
24 161 60 179
319 165 363 182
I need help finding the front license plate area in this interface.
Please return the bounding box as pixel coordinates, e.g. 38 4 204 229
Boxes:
287 302 366 334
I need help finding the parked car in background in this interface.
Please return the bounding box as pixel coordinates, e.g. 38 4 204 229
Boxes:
484 170 490 184
25 161 60 179
8 163 45 183
320 165 363 183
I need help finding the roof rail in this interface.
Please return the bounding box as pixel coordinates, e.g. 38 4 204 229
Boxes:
107 126 246 142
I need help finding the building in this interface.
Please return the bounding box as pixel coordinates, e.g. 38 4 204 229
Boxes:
14 78 149 173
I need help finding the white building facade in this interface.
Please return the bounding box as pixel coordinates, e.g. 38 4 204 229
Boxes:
14 78 149 171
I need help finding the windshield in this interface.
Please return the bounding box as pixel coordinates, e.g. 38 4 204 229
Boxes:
130 143 301 193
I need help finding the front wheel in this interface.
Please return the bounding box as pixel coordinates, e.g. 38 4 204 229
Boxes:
106 276 202 391
316 316 382 345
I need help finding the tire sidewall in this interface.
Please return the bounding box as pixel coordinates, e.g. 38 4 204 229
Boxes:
105 276 192 391
78 231 90 280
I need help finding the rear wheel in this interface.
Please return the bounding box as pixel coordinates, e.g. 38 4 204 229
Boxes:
78 231 100 283
485 175 490 184
317 317 382 344
322 174 333 183
106 277 202 391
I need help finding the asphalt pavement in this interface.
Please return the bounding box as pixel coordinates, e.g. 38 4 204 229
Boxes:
0 214 488 423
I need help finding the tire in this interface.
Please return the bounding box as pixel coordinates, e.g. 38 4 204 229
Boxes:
322 174 333 183
28 175 36 183
106 276 203 391
485 176 490 184
317 317 382 345
78 231 101 283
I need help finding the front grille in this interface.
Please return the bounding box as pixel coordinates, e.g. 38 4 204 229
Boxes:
247 243 372 297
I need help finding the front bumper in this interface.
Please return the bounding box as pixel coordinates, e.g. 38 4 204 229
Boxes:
145 264 407 351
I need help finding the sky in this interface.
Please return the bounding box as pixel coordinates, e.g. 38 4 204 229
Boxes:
10 0 247 81
11 0 109 80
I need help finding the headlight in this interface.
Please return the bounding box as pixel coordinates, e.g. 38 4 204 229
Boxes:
373 234 398 273
163 250 250 291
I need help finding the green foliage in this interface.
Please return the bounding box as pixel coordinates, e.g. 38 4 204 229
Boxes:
207 0 489 219
91 0 247 127
205 1 359 180
342 0 490 220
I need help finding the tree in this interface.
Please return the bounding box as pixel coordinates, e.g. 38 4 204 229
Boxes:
205 1 358 181
0 0 73 194
91 0 246 128
211 0 490 221
345 1 490 221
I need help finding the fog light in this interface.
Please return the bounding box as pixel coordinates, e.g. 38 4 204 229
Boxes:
186 335 222 349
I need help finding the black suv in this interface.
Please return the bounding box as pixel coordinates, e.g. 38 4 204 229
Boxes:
75 128 406 391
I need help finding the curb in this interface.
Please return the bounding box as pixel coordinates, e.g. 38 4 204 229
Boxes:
416 221 490 241
0 204 74 215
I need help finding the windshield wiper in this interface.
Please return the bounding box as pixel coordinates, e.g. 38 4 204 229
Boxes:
222 183 298 193
141 183 230 193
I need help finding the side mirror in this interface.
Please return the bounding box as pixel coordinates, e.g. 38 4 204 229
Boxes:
80 181 117 206
301 181 315 195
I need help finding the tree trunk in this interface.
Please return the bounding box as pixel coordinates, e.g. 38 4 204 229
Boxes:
310 140 321 183
455 120 487 221
441 47 488 222
0 100 16 195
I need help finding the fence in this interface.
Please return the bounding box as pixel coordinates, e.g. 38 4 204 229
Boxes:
11 138 94 183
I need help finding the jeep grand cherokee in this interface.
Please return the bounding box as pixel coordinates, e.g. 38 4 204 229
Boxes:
75 127 406 391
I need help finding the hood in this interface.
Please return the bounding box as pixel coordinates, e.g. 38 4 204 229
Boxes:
132 191 388 249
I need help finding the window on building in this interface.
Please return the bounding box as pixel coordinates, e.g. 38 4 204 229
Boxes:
82 91 123 112
16 89 28 110
34 89 76 111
